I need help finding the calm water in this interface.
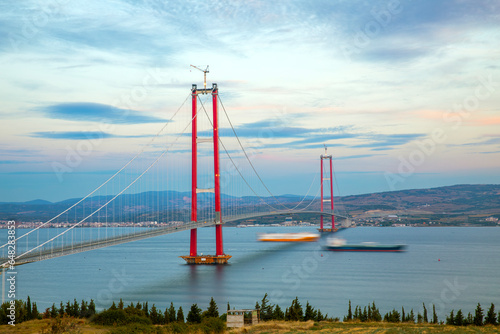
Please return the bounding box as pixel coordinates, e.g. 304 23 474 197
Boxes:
3 226 500 320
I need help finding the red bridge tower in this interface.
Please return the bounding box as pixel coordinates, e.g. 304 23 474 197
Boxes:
181 83 231 264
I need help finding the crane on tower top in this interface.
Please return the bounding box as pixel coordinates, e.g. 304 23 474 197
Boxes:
190 65 209 89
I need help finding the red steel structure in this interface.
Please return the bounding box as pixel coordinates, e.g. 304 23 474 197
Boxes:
182 83 231 264
319 148 335 232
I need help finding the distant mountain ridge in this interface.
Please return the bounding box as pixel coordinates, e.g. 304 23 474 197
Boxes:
1 184 499 222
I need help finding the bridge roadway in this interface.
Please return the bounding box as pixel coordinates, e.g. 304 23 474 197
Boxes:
1 210 347 267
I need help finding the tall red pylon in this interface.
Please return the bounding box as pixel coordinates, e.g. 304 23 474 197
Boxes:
181 83 231 264
319 146 336 233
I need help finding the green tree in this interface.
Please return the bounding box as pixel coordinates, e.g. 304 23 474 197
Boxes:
167 302 176 323
187 304 202 323
59 302 65 316
423 303 428 323
454 309 464 326
474 303 484 326
485 303 497 325
432 304 438 324
371 302 381 322
362 306 368 322
304 302 316 321
260 293 274 321
273 304 284 320
288 297 303 321
32 302 39 320
401 307 405 322
72 299 79 317
316 309 324 322
109 301 117 311
383 309 400 323
149 304 163 324
27 296 32 320
347 300 352 321
408 309 415 323
177 306 184 323
50 303 58 318
118 298 124 310
88 299 96 317
205 297 219 318
446 310 455 325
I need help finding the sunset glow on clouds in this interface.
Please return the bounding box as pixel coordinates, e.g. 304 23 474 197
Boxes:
0 0 499 201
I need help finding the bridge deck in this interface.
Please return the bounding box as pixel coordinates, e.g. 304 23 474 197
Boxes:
1 210 347 267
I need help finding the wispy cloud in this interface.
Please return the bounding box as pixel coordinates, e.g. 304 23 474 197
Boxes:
40 103 167 124
29 131 152 140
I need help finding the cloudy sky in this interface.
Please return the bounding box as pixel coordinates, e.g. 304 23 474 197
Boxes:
0 0 499 202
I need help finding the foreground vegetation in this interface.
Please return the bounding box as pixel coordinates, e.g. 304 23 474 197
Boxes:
2 295 500 333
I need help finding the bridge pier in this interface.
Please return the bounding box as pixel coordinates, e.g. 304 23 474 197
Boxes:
182 83 231 264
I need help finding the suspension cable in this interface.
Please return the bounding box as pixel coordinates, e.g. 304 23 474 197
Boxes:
6 110 197 264
217 96 295 210
0 93 191 250
197 97 282 211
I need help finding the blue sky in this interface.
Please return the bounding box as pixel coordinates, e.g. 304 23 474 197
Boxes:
0 0 499 202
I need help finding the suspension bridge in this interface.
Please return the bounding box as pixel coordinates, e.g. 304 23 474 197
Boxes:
0 81 347 267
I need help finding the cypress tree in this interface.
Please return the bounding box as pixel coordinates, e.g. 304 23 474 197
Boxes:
409 309 415 323
177 306 184 323
27 296 32 320
423 303 428 323
206 297 219 318
59 302 65 316
273 304 284 320
187 304 202 323
347 300 352 321
401 307 405 322
80 300 88 318
260 293 273 321
32 302 39 320
72 299 79 317
371 302 381 322
88 300 96 317
118 298 124 310
446 310 454 325
454 309 464 326
432 304 438 324
316 309 323 322
474 303 484 326
149 304 162 324
50 304 57 318
168 302 176 323
485 303 497 325
304 301 316 321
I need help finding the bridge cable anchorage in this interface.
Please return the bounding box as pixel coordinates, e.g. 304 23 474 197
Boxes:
197 97 281 211
218 95 317 211
0 93 191 250
3 109 198 266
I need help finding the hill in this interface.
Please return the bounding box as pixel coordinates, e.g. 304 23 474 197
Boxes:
0 184 499 224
